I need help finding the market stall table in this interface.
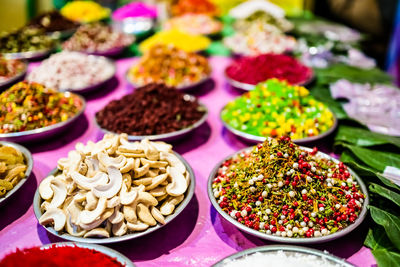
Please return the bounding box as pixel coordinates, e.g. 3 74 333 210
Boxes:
0 57 376 266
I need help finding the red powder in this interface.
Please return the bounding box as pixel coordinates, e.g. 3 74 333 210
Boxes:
0 245 126 267
226 54 313 86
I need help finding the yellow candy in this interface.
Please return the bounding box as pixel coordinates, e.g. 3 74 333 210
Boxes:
139 30 211 53
61 1 110 23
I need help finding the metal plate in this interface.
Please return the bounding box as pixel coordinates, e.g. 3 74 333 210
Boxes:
40 242 135 267
207 146 369 244
95 95 208 142
125 67 211 91
56 57 116 94
0 60 28 89
220 105 338 144
212 245 354 266
0 92 86 143
1 47 54 61
0 141 33 206
224 68 315 91
33 151 196 244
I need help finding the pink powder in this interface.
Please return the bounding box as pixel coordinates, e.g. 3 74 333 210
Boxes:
112 2 157 20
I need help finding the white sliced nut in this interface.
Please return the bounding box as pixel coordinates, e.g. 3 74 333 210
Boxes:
85 191 98 211
49 179 67 209
98 152 127 169
112 221 127 236
141 139 159 161
145 173 168 190
39 208 66 231
120 182 138 205
84 228 110 238
109 206 124 224
133 177 153 186
137 203 156 226
166 166 188 196
65 214 86 237
149 186 167 197
39 175 55 200
160 195 184 216
160 152 186 173
127 221 149 232
92 167 123 199
152 142 173 153
79 197 107 224
107 195 121 208
120 158 135 173
71 171 108 190
134 163 150 178
151 206 165 224
140 158 168 168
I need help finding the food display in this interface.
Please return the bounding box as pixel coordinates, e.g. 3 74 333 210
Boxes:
60 1 110 23
211 137 366 239
0 244 126 267
171 0 218 16
62 23 134 54
0 27 55 55
27 51 115 92
128 44 211 88
0 144 28 197
28 10 79 34
0 58 26 83
112 1 157 20
37 134 192 239
96 83 206 136
223 24 296 56
164 14 223 35
139 30 211 53
0 82 83 134
221 79 335 140
226 54 313 87
233 11 293 33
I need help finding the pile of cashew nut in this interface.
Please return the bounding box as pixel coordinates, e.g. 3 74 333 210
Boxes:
38 134 190 238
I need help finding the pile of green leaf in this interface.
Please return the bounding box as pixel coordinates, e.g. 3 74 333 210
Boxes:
333 125 400 266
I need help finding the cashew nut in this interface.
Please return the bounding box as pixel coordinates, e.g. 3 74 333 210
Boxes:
160 195 184 215
84 228 110 238
92 167 122 199
49 179 67 209
137 203 156 226
39 208 66 231
151 206 165 224
39 175 55 200
166 166 188 196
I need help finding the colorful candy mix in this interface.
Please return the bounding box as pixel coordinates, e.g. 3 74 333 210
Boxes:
0 58 25 82
139 29 211 53
62 23 134 53
164 14 223 35
129 44 211 88
212 137 365 238
226 54 312 86
172 0 218 16
0 82 82 133
221 79 335 139
60 1 110 23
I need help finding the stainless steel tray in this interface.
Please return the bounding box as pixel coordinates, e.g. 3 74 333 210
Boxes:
207 146 369 244
0 141 33 206
0 60 28 89
33 151 195 244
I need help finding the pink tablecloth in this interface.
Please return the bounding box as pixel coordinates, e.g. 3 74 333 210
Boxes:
0 57 376 266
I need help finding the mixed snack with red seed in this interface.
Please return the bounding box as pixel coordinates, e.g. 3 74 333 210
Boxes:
212 137 365 238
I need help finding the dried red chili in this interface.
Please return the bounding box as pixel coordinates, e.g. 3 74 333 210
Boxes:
0 245 125 267
96 83 206 135
226 54 312 85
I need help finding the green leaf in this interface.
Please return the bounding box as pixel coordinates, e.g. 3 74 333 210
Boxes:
369 183 400 207
369 206 400 251
371 249 400 267
342 144 400 172
309 87 348 119
314 64 393 85
365 227 397 250
335 125 400 148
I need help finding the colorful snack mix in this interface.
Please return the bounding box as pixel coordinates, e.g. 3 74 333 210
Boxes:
171 0 218 16
129 44 211 88
28 10 79 33
96 83 206 135
0 82 83 133
226 54 313 86
0 245 124 267
0 145 27 197
62 23 134 53
212 137 365 238
221 79 335 139
0 58 26 82
0 27 55 54
164 14 223 35
139 29 211 53
60 1 110 23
